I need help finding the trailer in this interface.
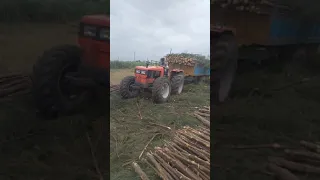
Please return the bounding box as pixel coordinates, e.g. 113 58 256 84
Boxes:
168 62 210 83
211 0 320 103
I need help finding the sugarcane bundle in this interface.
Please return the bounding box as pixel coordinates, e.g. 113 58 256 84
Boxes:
145 125 210 180
165 54 196 67
132 106 210 180
212 0 294 15
165 53 210 68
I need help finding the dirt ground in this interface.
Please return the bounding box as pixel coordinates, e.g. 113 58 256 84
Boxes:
0 23 109 180
110 69 134 85
110 83 210 180
212 62 320 180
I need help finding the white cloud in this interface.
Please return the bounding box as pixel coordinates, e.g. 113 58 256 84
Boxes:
110 0 210 61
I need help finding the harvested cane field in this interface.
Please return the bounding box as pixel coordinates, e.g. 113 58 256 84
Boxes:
110 69 210 180
0 23 109 180
213 60 320 180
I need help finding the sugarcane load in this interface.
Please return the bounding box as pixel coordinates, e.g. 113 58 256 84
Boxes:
165 54 196 67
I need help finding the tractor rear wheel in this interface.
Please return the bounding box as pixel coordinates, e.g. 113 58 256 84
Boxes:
152 77 171 103
212 34 238 104
32 45 88 117
171 73 184 95
120 76 139 98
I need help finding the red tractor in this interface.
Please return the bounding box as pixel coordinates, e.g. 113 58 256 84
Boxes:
120 61 185 103
32 15 109 116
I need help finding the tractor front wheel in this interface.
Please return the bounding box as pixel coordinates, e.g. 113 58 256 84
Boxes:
120 76 139 98
171 73 184 95
152 77 171 103
32 45 88 117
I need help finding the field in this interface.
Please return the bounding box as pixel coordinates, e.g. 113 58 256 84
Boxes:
110 69 134 85
213 62 320 180
110 81 210 179
0 23 110 180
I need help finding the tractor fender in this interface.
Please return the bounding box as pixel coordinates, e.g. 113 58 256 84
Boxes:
171 69 184 73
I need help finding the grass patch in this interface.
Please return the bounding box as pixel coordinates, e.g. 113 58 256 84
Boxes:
110 83 209 180
110 69 134 85
212 66 320 180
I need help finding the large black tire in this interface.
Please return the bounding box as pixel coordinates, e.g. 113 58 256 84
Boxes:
119 76 139 98
152 77 171 103
171 73 184 95
211 34 238 104
32 45 87 116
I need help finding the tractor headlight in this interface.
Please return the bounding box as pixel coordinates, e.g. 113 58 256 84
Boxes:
99 28 109 40
136 69 141 74
83 25 96 37
140 70 147 75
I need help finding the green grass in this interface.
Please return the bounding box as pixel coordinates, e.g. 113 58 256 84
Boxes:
0 94 109 180
110 83 210 180
110 61 146 69
212 65 320 180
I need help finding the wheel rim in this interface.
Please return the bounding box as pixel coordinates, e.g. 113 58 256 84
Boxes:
128 81 135 92
161 83 170 98
177 82 183 94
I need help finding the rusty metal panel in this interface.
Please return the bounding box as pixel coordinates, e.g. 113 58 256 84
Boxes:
212 7 272 45
168 63 194 76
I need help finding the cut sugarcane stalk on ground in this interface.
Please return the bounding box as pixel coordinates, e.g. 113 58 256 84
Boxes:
131 106 210 180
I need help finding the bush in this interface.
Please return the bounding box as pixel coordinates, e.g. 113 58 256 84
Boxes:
110 61 145 69
0 0 109 22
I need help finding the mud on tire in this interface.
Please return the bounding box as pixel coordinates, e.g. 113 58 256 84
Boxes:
211 34 238 104
120 76 139 98
171 73 184 95
152 77 171 103
32 45 87 117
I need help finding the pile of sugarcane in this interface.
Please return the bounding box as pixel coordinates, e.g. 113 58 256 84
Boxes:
132 106 210 180
212 0 294 15
165 54 196 67
0 72 31 98
265 141 320 180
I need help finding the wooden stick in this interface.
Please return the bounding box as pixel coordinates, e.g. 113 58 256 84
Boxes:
269 156 320 174
194 113 210 127
139 133 160 159
300 140 320 153
132 162 150 180
148 122 172 130
146 152 169 180
136 101 143 120
195 111 210 117
267 163 300 180
285 149 320 161
86 132 104 180
198 108 210 113
232 143 287 150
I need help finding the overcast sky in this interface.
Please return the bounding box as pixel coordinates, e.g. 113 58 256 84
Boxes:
110 0 210 61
